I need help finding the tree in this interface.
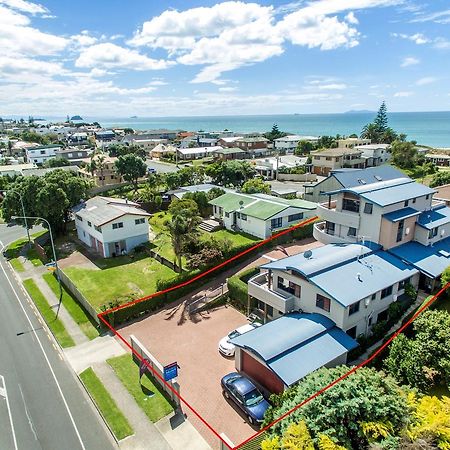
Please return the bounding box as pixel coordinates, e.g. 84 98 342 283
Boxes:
430 171 450 188
264 366 409 449
242 178 271 194
262 421 315 450
207 187 225 201
390 141 417 169
374 101 389 134
316 136 338 149
441 266 450 288
361 123 382 142
165 166 205 190
186 246 223 271
43 157 70 168
183 191 210 217
385 310 450 390
115 154 147 191
295 140 315 155
205 160 256 187
264 124 286 141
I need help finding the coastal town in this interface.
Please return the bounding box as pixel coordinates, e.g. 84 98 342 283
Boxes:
1 103 450 450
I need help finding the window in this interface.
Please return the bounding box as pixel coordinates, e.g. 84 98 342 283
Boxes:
316 294 331 312
135 218 145 225
413 198 416 204
404 200 409 207
342 198 360 213
225 212 229 218
381 285 393 299
75 214 83 221
364 203 373 214
271 217 283 229
377 309 388 323
112 222 124 229
241 214 247 221
426 194 430 200
346 326 357 339
429 227 438 239
288 213 304 222
371 293 376 300
347 227 357 237
94 225 102 233
349 301 360 316
396 220 404 243
325 221 335 235
40 150 45 155
277 277 301 297
87 221 92 227
68 153 73 158
399 278 410 290
236 212 241 219
326 157 332 161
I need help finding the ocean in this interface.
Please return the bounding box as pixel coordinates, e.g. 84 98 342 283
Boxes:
33 111 450 148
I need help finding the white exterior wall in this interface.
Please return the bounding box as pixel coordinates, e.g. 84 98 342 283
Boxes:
26 147 58 164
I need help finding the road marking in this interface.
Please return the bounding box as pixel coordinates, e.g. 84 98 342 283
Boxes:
0 375 19 450
0 247 87 450
0 240 4 247
18 383 38 441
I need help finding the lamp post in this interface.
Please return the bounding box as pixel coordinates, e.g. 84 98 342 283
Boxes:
2 190 30 244
12 215 63 316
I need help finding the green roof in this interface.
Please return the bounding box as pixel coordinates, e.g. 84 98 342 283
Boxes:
209 192 316 220
213 147 246 155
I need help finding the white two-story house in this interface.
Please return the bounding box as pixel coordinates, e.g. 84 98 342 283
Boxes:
26 144 61 165
248 243 419 338
73 196 151 257
209 192 317 239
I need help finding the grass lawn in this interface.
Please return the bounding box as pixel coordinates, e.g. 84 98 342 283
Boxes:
9 257 25 272
26 247 44 266
107 354 174 423
79 367 133 441
43 273 99 340
63 254 176 311
23 279 75 348
5 230 48 262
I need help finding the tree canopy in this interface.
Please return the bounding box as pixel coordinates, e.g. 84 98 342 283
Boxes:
361 102 400 144
205 160 256 187
430 171 450 188
241 178 271 194
390 141 418 169
264 124 287 141
114 154 147 191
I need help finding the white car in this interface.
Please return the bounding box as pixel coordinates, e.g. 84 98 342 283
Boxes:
218 323 261 357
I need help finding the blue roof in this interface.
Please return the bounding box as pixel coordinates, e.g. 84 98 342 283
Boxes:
331 166 406 188
388 237 450 278
231 313 358 386
383 207 421 223
261 243 379 278
417 205 450 230
310 251 418 306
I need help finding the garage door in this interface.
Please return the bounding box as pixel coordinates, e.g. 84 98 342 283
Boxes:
241 351 284 394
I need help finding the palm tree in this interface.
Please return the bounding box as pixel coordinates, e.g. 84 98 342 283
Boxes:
360 123 380 142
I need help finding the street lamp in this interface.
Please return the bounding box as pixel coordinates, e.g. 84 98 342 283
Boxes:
2 190 30 244
12 215 63 316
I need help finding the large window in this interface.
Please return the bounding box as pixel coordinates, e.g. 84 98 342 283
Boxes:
381 285 393 299
398 278 410 290
349 301 360 316
342 198 360 213
346 326 357 339
429 227 438 239
325 221 335 235
277 277 301 297
135 218 145 225
241 214 247 221
288 213 304 222
364 203 373 214
75 214 83 222
112 222 124 229
347 227 357 237
316 294 331 312
94 225 102 233
396 220 404 243
271 217 283 229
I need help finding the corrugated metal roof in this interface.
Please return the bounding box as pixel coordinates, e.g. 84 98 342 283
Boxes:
331 166 405 188
383 207 421 222
231 313 358 386
417 205 450 230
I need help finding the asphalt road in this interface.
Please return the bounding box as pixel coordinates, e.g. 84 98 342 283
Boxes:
145 159 179 173
0 224 116 450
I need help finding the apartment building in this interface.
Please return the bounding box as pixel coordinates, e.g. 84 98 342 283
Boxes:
26 144 61 165
337 138 371 148
355 144 391 167
273 135 319 153
311 148 365 176
78 155 122 186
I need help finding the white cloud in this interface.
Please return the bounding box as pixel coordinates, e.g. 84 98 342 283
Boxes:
71 32 98 47
434 38 450 50
75 43 174 71
416 76 438 86
0 0 46 14
394 91 413 97
130 0 398 83
218 86 238 92
410 9 450 24
392 32 430 45
401 56 420 67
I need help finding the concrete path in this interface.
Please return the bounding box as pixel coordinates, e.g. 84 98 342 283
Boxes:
93 362 172 450
65 334 126 373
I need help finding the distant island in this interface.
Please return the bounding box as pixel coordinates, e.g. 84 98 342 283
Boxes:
344 109 376 114
130 115 138 119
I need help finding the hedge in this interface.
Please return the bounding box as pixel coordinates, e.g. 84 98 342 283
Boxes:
227 267 260 312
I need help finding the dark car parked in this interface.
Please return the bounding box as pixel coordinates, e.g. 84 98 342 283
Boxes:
221 372 270 425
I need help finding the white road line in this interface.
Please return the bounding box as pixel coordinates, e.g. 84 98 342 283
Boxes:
0 240 4 247
18 383 38 442
0 375 19 450
0 247 86 450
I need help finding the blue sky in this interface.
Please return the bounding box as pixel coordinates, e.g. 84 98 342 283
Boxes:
1 0 450 117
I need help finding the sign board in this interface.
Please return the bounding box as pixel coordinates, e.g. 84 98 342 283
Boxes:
163 362 179 381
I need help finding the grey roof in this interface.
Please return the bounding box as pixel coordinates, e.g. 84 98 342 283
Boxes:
331 166 406 188
22 166 79 177
72 196 150 226
231 313 358 386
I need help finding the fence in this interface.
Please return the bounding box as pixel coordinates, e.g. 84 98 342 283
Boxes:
277 173 317 182
130 334 181 407
148 249 181 272
188 283 227 315
57 269 100 324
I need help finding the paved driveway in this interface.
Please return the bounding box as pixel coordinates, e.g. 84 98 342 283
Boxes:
119 303 256 449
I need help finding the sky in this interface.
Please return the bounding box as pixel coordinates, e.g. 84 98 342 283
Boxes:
1 0 450 117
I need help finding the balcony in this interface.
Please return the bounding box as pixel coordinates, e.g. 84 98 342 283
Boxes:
248 273 295 313
317 201 360 229
313 221 355 245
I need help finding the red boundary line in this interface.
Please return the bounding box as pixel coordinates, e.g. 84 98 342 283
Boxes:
97 218 450 450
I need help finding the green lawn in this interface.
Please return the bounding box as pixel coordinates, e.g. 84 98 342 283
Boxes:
5 230 48 262
26 247 44 266
107 354 174 423
23 279 75 348
43 273 99 340
9 258 25 272
63 254 176 311
79 367 133 441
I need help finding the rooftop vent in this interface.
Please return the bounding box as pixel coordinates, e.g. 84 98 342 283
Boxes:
374 175 383 181
303 250 313 259
439 250 450 258
357 178 366 184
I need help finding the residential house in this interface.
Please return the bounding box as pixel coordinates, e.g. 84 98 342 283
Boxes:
22 165 79 177
177 146 223 161
311 148 365 176
0 163 37 177
56 148 92 166
234 137 270 156
425 153 450 167
78 155 122 186
73 196 151 257
337 138 371 148
218 136 244 148
212 147 247 161
67 132 89 146
95 130 117 148
209 192 317 239
273 135 319 153
252 155 309 180
150 143 176 160
230 313 358 394
247 243 419 335
433 184 450 206
121 134 168 151
355 144 391 167
304 166 404 203
26 144 61 165
166 183 233 201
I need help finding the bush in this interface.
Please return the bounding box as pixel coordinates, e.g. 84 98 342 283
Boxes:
227 267 259 312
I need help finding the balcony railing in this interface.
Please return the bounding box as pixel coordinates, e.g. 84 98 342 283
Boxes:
248 274 295 313
313 221 355 245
